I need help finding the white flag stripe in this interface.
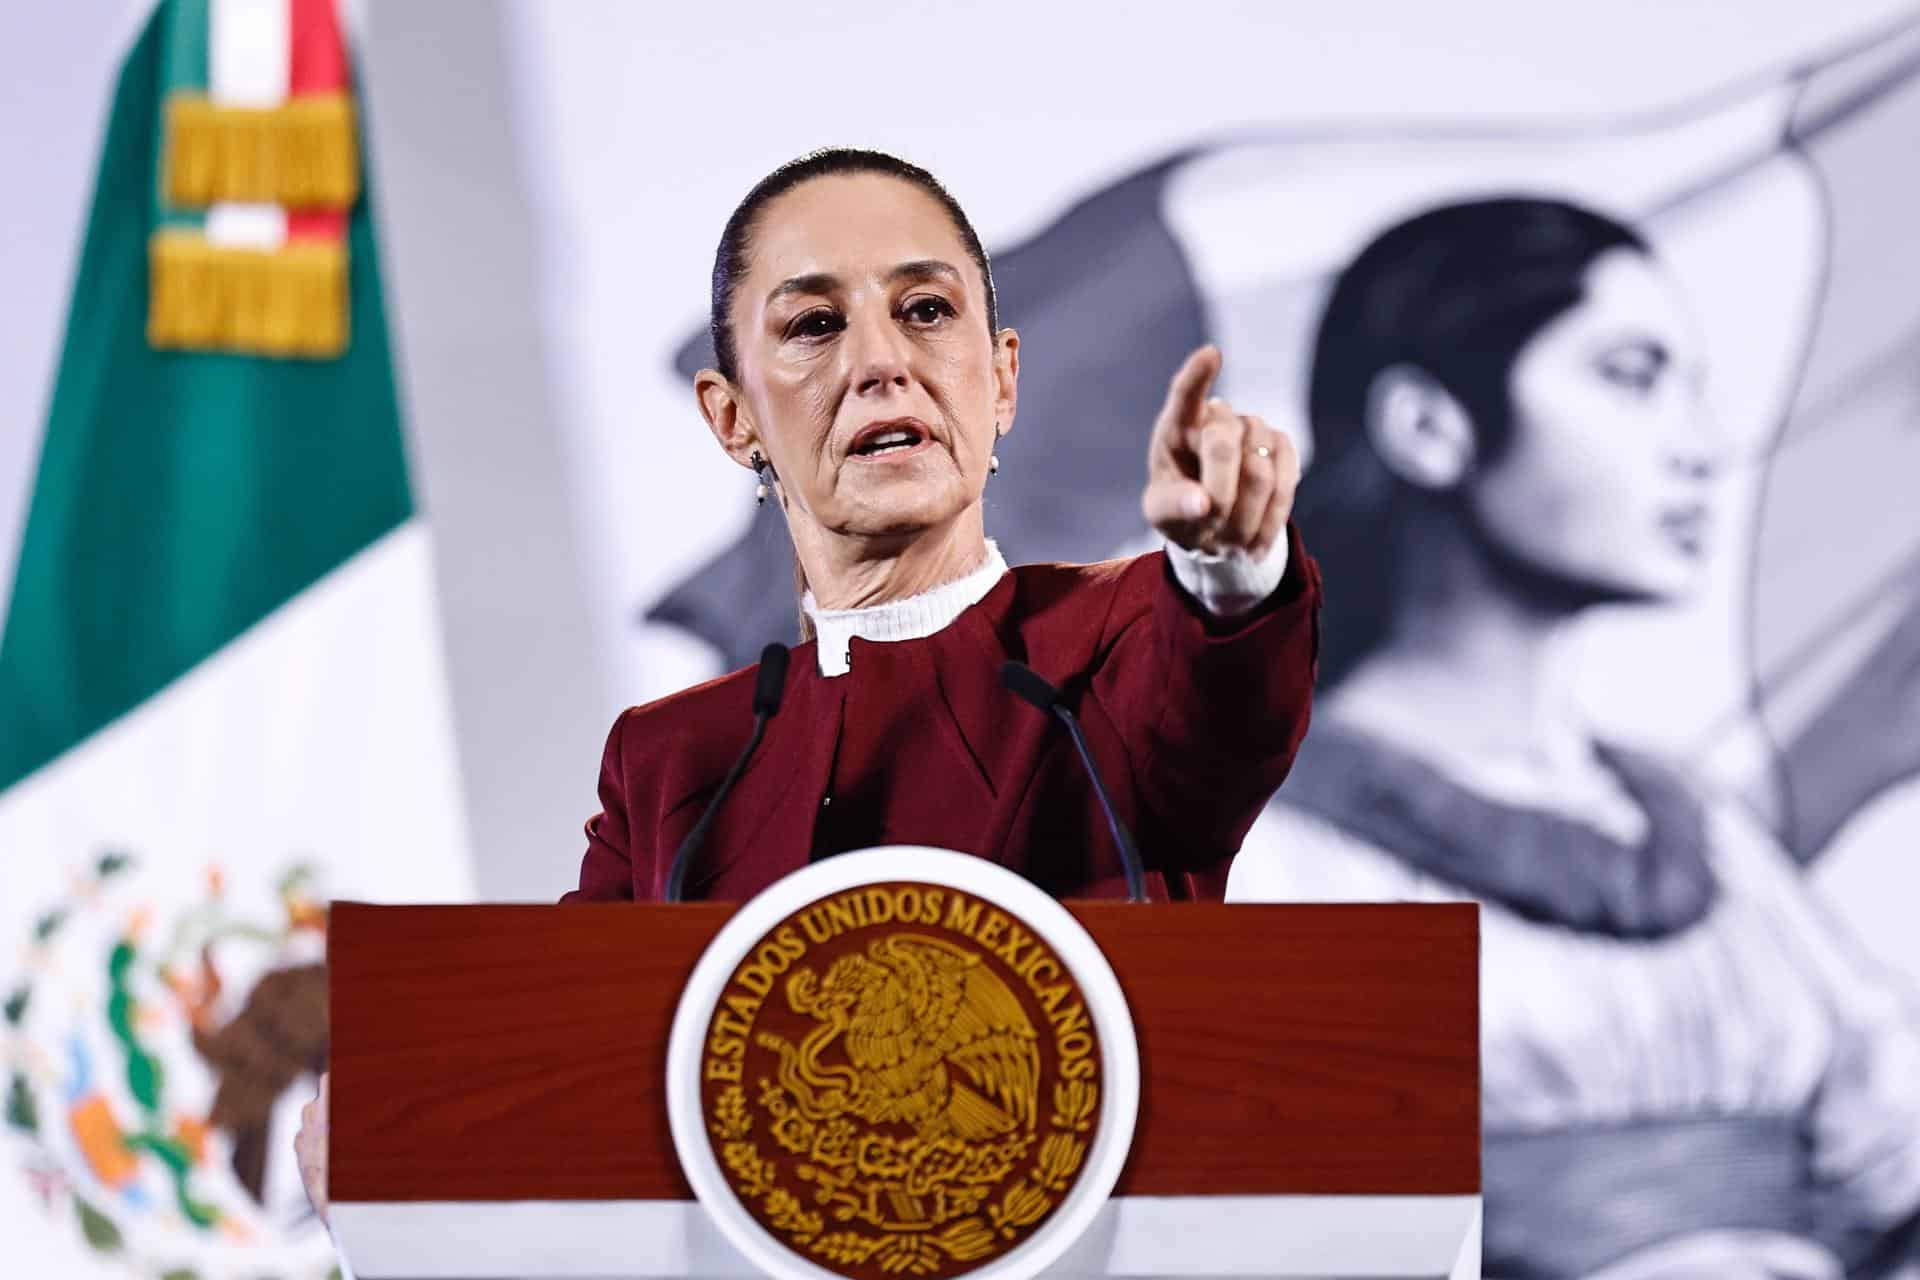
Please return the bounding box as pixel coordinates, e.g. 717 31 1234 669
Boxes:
206 0 288 249
209 0 287 105
0 520 473 1278
204 203 287 248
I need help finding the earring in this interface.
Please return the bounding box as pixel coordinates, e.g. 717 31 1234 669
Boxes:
988 423 1001 478
750 450 770 506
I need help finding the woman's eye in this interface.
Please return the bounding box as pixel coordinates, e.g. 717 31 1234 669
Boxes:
901 296 956 326
1596 343 1667 394
787 310 844 341
1599 362 1655 392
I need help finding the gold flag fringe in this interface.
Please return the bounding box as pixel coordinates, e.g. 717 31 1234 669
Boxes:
148 231 348 359
163 92 359 209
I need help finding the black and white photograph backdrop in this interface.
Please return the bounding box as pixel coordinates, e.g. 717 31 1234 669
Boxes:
4 2 1918 1277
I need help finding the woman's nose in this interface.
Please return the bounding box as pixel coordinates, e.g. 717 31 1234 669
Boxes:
846 310 911 395
1668 450 1716 483
1668 394 1727 481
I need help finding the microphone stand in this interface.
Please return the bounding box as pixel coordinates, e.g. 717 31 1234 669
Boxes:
1000 661 1149 903
663 643 791 902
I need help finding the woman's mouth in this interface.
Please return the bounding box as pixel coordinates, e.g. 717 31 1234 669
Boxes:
1658 504 1711 557
847 419 932 461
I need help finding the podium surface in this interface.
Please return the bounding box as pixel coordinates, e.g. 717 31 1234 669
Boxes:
327 901 1479 1278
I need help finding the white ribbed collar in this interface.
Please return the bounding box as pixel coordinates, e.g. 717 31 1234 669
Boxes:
803 540 1009 677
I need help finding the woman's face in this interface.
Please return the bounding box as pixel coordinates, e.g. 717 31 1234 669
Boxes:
1466 247 1718 602
717 173 1016 546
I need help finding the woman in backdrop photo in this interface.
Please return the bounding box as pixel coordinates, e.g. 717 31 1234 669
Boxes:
296 147 1322 1223
1229 197 1920 1280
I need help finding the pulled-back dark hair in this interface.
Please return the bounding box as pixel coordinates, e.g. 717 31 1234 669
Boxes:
708 148 999 382
1298 196 1649 686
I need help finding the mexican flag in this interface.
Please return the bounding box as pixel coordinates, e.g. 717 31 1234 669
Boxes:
0 2 472 1277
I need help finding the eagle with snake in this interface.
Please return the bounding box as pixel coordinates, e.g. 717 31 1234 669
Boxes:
763 933 1042 1143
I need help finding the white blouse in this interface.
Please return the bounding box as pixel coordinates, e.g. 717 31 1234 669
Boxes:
1230 777 1920 1225
803 536 1289 678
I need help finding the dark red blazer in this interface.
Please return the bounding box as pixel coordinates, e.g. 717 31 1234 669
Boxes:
564 523 1320 903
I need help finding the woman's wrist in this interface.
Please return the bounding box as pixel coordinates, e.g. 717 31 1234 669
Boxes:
1163 534 1290 618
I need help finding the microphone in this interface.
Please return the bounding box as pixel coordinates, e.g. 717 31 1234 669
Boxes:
664 643 791 902
999 661 1148 903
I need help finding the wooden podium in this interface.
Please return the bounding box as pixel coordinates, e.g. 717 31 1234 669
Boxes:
326 901 1479 1279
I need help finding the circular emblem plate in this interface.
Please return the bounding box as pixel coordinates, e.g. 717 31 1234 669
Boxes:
667 847 1140 1280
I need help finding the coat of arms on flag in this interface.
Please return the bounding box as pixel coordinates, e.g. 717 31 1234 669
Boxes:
3 853 339 1280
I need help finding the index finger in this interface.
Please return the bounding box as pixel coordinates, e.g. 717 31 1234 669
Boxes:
1155 345 1222 440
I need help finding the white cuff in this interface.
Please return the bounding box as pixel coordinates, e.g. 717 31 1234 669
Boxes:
1165 534 1290 618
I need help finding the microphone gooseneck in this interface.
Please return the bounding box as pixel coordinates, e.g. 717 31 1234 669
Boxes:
998 660 1148 903
750 643 790 717
664 643 791 902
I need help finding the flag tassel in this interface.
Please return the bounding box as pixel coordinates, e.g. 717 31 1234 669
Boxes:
148 230 348 359
162 92 359 209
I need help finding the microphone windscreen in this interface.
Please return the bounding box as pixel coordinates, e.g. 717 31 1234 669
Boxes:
998 660 1061 712
753 643 791 716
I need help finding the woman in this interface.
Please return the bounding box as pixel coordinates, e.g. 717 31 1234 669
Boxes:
1229 198 1920 1279
561 147 1319 905
296 149 1321 1221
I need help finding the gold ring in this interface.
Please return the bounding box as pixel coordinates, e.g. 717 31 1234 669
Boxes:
1254 445 1272 459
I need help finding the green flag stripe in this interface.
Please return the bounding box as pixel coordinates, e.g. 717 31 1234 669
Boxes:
155 0 208 230
158 0 207 96
0 1 413 791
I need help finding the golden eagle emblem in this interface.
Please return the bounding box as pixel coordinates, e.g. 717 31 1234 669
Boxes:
700 885 1104 1278
767 934 1040 1144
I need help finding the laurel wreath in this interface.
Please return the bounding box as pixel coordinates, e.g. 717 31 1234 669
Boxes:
709 1074 1099 1276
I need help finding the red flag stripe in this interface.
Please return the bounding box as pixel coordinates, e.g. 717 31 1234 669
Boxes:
287 0 349 241
288 0 346 94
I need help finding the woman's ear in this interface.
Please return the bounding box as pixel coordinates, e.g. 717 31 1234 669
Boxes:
694 368 758 467
1363 363 1476 491
991 328 1020 438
